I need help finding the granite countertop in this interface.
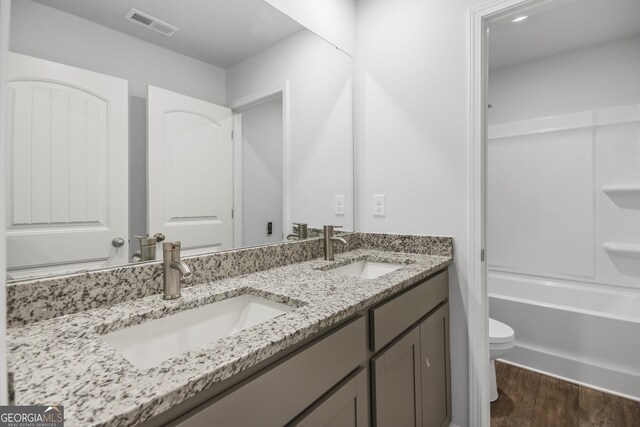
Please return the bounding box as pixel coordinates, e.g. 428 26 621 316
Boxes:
8 248 451 426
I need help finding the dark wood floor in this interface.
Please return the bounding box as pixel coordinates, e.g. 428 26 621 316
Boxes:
491 361 640 427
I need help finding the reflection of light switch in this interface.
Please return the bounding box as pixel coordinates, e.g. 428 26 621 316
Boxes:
334 195 345 215
373 194 385 217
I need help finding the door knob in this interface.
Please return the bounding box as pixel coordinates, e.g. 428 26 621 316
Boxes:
112 237 126 247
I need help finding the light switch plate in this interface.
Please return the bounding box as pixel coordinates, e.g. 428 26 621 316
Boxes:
373 194 385 217
334 195 345 215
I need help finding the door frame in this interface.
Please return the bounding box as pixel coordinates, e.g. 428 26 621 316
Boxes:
468 0 559 425
228 82 290 247
0 0 11 405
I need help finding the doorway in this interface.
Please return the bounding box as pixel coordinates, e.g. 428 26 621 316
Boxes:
470 0 640 425
230 84 289 248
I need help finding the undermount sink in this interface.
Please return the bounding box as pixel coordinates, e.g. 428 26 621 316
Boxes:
102 294 295 369
329 260 404 280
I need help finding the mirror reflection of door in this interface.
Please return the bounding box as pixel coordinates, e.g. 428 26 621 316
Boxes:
6 53 129 279
147 85 233 257
6 0 355 280
235 94 284 247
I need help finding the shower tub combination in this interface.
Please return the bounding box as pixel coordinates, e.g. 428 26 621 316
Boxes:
489 271 640 401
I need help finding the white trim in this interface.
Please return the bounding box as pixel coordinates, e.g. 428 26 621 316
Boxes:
468 5 489 426
232 114 243 247
468 0 553 425
0 0 11 405
488 103 640 139
228 82 291 244
227 82 288 111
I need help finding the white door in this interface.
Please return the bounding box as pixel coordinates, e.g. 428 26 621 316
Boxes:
147 85 233 256
6 53 129 279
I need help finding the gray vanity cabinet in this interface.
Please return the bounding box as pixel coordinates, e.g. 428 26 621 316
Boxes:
371 328 423 427
370 271 450 427
169 316 366 427
151 269 450 427
289 368 369 427
419 303 451 427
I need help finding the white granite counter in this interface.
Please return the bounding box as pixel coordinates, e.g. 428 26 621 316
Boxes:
8 236 452 426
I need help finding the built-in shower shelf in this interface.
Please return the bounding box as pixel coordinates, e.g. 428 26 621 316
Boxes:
603 243 640 259
602 185 640 196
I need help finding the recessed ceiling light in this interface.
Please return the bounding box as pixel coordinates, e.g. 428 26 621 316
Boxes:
512 15 528 23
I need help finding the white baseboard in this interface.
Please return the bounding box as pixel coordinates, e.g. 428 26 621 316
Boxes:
501 344 640 402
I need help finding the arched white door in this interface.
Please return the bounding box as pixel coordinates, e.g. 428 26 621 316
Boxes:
6 53 128 279
147 85 233 256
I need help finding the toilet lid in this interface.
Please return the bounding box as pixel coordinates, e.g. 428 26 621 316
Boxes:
489 318 514 344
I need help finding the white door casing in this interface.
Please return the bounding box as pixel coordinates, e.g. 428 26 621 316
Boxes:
147 85 233 256
6 53 128 279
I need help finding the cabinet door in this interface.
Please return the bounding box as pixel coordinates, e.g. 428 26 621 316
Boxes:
419 303 451 427
290 369 368 427
372 327 422 427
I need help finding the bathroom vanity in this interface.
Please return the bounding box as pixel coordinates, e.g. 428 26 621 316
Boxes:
6 233 452 426
148 271 449 427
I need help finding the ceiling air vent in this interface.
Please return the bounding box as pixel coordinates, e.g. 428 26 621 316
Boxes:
124 9 178 37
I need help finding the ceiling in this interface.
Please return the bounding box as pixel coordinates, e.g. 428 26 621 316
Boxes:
488 0 640 70
32 0 304 69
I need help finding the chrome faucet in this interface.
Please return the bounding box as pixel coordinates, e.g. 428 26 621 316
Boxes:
162 241 192 300
323 225 347 261
287 223 308 240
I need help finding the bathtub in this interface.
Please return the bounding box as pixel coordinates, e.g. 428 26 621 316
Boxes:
489 270 640 401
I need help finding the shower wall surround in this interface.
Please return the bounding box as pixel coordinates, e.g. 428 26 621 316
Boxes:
487 33 640 399
487 34 640 290
7 233 453 327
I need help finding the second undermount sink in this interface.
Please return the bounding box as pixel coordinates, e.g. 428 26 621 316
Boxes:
102 294 295 369
329 260 404 280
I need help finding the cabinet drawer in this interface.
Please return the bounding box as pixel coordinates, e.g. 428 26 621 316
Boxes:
172 316 366 427
370 271 448 352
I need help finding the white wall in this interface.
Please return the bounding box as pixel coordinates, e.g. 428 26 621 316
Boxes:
264 0 356 57
227 29 354 232
487 35 640 290
0 0 11 406
241 96 284 246
355 0 496 425
489 35 640 124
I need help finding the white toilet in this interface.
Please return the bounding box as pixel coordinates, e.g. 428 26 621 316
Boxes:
489 318 515 402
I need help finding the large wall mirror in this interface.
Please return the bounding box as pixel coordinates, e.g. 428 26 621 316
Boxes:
6 0 354 280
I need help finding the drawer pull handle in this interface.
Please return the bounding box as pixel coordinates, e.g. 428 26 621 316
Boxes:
426 357 431 368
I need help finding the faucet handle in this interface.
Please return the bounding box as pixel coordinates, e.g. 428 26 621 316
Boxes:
134 234 163 246
323 225 343 231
